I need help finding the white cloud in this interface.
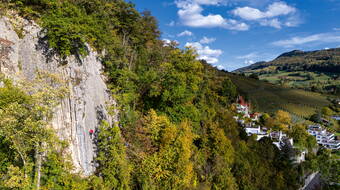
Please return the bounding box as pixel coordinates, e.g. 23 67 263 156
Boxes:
333 27 340 31
236 52 277 65
265 1 296 17
272 33 340 47
232 6 264 20
163 39 171 44
178 30 194 37
232 1 298 29
232 2 296 20
185 41 223 64
236 53 257 65
200 36 216 44
260 18 282 29
217 65 226 70
284 15 301 27
175 0 249 31
162 39 179 46
244 60 255 65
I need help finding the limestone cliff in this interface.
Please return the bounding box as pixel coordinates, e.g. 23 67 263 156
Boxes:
0 16 116 176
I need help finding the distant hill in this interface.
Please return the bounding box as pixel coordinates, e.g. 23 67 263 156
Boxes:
226 73 331 119
234 48 340 95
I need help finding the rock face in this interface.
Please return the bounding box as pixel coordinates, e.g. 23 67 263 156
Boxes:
0 16 116 176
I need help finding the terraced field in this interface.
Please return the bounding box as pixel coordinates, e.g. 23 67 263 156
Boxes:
259 71 340 92
227 73 331 118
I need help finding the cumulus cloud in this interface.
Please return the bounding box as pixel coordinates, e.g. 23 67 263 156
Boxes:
232 1 298 28
175 0 249 31
178 30 194 37
162 39 179 46
232 2 296 20
163 39 171 44
200 36 216 44
185 42 223 64
272 33 340 47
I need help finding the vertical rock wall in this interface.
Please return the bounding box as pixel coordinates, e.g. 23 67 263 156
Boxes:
0 16 116 176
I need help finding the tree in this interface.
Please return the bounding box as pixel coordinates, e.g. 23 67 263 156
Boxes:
142 48 203 122
273 110 291 131
317 149 340 184
310 112 322 123
135 110 196 189
209 125 238 190
260 113 271 126
289 124 316 150
96 121 131 190
249 73 259 80
321 107 333 117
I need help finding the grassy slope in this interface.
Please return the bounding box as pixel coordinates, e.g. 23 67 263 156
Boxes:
227 73 330 118
236 48 340 73
259 71 340 93
234 48 340 95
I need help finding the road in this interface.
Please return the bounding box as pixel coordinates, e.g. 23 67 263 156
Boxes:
303 173 321 190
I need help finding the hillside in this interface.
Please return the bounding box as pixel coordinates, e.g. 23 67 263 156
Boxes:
0 1 311 189
234 48 340 95
226 73 331 119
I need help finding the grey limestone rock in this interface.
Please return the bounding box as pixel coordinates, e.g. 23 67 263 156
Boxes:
0 16 117 176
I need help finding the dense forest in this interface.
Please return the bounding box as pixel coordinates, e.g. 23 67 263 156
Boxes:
0 0 338 189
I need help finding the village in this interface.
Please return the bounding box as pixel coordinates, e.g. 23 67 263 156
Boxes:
233 96 340 156
233 97 340 189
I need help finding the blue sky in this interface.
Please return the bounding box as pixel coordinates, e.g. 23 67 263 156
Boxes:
130 0 340 71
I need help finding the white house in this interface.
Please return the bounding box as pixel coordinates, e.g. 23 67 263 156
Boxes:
307 125 340 150
331 116 340 121
244 126 270 140
236 104 250 117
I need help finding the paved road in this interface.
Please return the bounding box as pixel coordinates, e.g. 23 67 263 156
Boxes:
304 173 321 190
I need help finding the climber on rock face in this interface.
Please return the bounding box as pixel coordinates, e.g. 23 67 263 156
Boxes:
89 129 94 138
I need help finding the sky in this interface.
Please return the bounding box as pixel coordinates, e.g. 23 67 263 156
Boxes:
130 0 340 71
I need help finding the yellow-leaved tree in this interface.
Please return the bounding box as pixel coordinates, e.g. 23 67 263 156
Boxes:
135 110 197 189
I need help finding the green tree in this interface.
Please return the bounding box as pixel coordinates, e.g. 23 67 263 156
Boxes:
96 121 131 190
321 107 333 117
317 149 340 184
289 124 317 150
